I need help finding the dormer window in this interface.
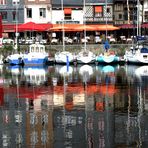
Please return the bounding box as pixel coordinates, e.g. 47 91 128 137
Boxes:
12 0 20 5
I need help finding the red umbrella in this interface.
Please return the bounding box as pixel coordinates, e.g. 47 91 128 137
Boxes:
17 21 45 32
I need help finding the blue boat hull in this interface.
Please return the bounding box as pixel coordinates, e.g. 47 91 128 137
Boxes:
96 55 120 64
8 59 23 65
23 57 47 65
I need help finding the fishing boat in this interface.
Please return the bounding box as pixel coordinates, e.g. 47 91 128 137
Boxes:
124 38 148 64
23 43 49 65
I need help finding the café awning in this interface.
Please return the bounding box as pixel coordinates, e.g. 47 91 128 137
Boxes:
17 22 53 32
119 24 136 29
49 24 119 32
3 22 53 32
141 23 148 28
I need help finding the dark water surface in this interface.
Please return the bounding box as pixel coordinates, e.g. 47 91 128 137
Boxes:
0 64 148 148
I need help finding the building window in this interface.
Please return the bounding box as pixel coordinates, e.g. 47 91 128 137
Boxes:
0 0 6 5
12 0 19 5
1 12 7 20
94 6 102 17
64 8 72 20
12 11 16 21
119 14 122 19
39 8 46 18
145 11 148 21
27 8 32 18
107 7 111 13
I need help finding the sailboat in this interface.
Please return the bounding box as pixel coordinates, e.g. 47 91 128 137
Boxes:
54 0 74 64
96 0 120 64
124 0 148 64
76 0 96 64
5 4 24 66
124 37 148 64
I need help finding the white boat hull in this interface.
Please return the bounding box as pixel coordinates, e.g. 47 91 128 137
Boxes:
124 52 148 64
55 51 74 64
23 52 48 65
76 51 96 64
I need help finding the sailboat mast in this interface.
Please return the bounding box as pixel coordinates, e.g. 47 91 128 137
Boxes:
15 3 18 51
61 0 65 51
127 0 130 24
136 0 141 36
105 0 108 40
83 0 86 50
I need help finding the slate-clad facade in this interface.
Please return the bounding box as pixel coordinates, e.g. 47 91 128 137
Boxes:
0 0 24 25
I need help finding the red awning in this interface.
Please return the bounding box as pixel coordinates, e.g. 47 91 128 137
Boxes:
95 6 102 13
2 22 53 32
0 87 4 106
17 22 53 32
0 15 2 38
120 24 136 29
2 24 18 32
141 23 148 28
64 8 72 14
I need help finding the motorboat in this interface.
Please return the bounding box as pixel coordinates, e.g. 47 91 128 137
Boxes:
23 43 49 65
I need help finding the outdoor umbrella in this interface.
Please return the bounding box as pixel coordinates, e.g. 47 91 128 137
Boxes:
74 24 97 31
49 25 69 31
96 24 120 31
49 24 77 32
17 21 45 32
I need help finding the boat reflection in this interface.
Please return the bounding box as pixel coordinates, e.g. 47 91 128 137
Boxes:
23 66 48 85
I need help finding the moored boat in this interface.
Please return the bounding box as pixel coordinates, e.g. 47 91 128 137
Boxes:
55 51 75 64
6 53 24 66
96 50 120 64
124 39 148 64
23 43 49 65
76 50 96 64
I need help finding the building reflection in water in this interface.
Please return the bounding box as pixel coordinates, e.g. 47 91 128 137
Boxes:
0 64 148 147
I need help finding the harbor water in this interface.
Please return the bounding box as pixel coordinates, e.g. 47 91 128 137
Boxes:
0 64 148 147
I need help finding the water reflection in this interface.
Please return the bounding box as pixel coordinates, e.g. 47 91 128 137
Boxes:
0 64 148 147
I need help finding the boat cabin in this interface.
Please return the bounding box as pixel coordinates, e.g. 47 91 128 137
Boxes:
29 43 46 53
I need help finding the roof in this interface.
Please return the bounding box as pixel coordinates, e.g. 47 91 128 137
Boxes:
52 0 83 6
